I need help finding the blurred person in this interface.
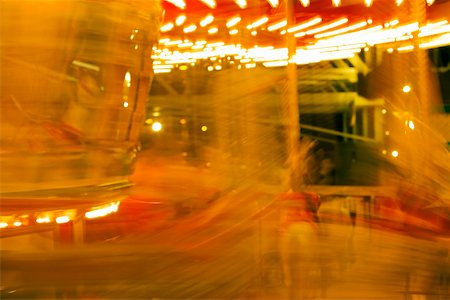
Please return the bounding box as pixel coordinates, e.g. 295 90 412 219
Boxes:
278 191 321 299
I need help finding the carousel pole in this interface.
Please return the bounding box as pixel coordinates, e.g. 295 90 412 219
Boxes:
283 0 302 192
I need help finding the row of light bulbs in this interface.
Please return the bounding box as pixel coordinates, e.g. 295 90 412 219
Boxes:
0 201 120 230
164 0 435 9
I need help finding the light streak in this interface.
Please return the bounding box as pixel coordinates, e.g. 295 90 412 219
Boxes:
287 17 322 33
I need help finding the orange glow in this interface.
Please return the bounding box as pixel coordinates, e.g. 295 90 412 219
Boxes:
13 221 22 227
208 27 219 34
364 0 373 6
300 0 310 7
165 0 186 9
332 0 341 6
0 222 8 229
85 202 120 220
229 29 239 35
36 216 51 224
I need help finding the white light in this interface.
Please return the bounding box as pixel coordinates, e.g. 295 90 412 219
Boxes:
268 20 287 31
382 108 387 114
408 120 415 130
315 21 368 38
287 17 322 33
183 25 197 33
124 71 131 86
391 150 399 158
267 0 279 7
36 217 51 224
229 29 239 35
200 0 216 8
208 27 219 34
13 221 22 227
251 16 269 28
306 18 349 35
175 15 187 26
396 0 403 5
123 101 129 108
364 0 373 6
332 0 341 6
300 0 310 7
402 85 411 93
426 0 435 5
160 22 174 32
226 16 242 28
152 121 163 132
234 0 247 8
85 202 120 219
251 30 257 36
200 15 214 27
0 222 8 228
56 216 70 224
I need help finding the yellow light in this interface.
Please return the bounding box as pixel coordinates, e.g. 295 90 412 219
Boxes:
180 119 187 125
251 16 269 28
207 65 214 71
165 0 186 9
56 216 70 224
123 102 129 108
268 20 287 31
124 71 131 86
164 39 183 46
229 29 239 35
251 30 257 36
382 150 387 155
214 65 222 70
267 0 279 7
300 0 310 7
385 130 390 135
208 27 219 34
382 108 387 114
398 45 414 52
390 19 399 26
287 17 322 33
154 69 172 74
178 42 194 48
426 0 435 5
152 121 162 132
391 150 399 158
179 65 188 71
201 125 208 132
36 216 51 224
234 0 247 8
85 202 120 219
200 0 217 8
175 15 187 26
13 221 22 227
226 16 242 28
315 21 367 38
306 18 349 35
408 120 415 130
0 222 8 228
396 0 403 5
364 47 370 52
183 25 197 33
387 48 394 53
200 15 214 27
161 22 174 32
402 85 411 93
332 0 341 6
364 0 373 7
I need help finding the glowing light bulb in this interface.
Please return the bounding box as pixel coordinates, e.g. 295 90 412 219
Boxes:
201 125 208 131
402 85 411 93
152 121 162 132
391 150 399 158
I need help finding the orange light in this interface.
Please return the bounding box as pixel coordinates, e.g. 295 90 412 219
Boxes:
208 27 219 34
183 25 197 33
160 22 174 33
13 221 22 227
306 18 348 35
315 21 367 38
332 0 341 6
229 29 239 35
250 16 269 29
300 0 310 6
0 222 8 228
364 0 373 6
85 202 120 220
36 216 51 224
